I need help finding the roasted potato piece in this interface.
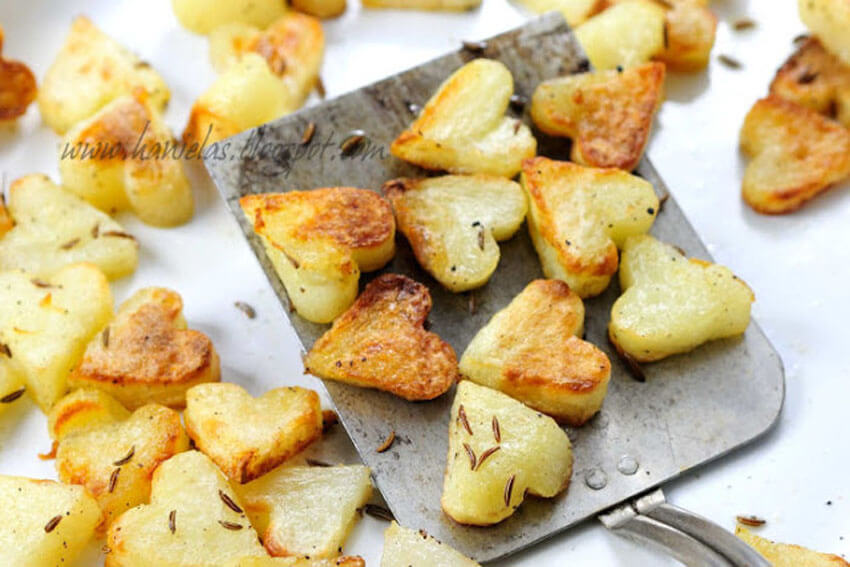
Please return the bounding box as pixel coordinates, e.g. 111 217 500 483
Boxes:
799 0 850 67
237 464 372 557
460 279 610 426
185 383 323 484
0 475 102 567
0 263 112 411
531 62 665 171
442 381 572 526
736 526 849 567
740 95 850 214
656 1 717 71
50 389 190 528
363 0 479 11
172 0 287 34
105 451 266 567
69 287 220 410
381 522 481 567
0 195 12 236
238 557 365 567
383 175 526 292
305 274 458 401
0 25 37 121
770 37 850 128
575 0 666 70
38 16 169 134
240 188 395 324
522 157 658 298
48 388 130 440
209 13 324 111
391 59 536 177
610 235 754 362
513 0 603 27
183 53 291 145
291 0 347 18
0 174 138 280
59 93 193 227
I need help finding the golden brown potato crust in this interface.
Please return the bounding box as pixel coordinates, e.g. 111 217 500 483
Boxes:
770 37 850 128
305 274 458 401
736 526 850 567
531 62 665 171
0 26 37 121
656 2 717 71
245 188 395 254
740 95 850 214
461 279 611 426
70 288 220 409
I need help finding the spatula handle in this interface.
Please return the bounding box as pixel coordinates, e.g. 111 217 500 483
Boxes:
600 489 771 567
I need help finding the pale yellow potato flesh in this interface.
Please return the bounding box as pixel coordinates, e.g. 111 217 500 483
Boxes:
442 381 573 526
208 13 324 111
799 0 850 66
514 0 603 27
171 0 287 34
37 16 169 134
291 0 347 18
237 464 372 558
391 59 537 177
105 451 267 567
238 557 365 567
363 0 480 11
0 263 113 411
184 53 292 145
736 526 850 567
381 522 481 567
522 157 658 298
59 94 193 227
0 475 102 567
50 389 191 528
575 1 666 70
610 234 754 362
0 174 138 280
384 175 526 292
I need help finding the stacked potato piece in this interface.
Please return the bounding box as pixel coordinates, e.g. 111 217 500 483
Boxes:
740 0 850 213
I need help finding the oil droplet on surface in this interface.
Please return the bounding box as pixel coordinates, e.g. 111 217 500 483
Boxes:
617 455 639 476
585 468 608 490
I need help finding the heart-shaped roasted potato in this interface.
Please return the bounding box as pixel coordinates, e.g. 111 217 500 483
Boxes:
241 188 395 324
0 263 113 411
59 91 193 227
609 235 754 363
106 450 266 567
49 388 190 528
185 383 323 484
522 157 658 298
237 464 372 557
0 474 102 567
574 0 666 71
771 37 850 128
0 174 138 280
391 58 536 178
37 16 170 134
209 12 324 111
531 62 665 171
304 274 457 401
69 287 220 410
740 95 850 214
383 175 526 292
441 381 572 526
381 522 481 567
460 279 610 426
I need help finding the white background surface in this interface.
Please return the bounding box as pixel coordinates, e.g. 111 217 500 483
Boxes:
1 0 848 565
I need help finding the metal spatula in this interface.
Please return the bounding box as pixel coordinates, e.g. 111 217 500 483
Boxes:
206 13 784 564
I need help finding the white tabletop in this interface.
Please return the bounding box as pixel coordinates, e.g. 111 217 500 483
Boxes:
1 1 847 565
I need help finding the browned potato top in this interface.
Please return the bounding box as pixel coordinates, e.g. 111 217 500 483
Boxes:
0 26 37 121
771 36 850 128
305 274 458 401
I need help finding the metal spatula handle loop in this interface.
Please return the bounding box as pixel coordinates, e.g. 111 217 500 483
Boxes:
600 489 771 567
